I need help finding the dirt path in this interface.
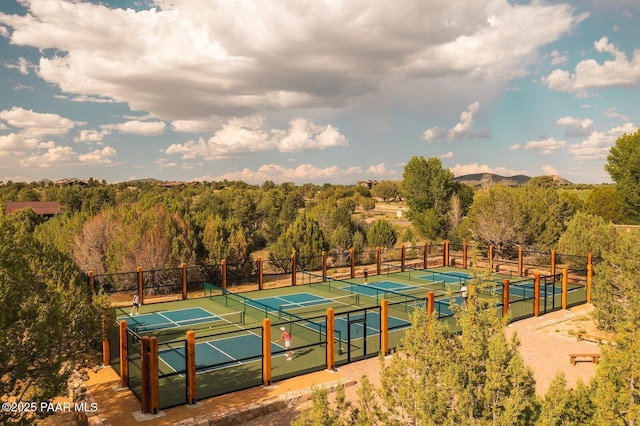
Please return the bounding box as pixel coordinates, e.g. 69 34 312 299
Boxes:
40 304 604 425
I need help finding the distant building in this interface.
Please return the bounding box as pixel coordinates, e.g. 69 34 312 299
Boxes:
356 180 378 189
4 201 61 217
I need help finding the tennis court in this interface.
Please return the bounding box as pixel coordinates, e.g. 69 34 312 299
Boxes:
416 270 471 285
495 282 564 299
246 291 360 318
159 333 285 374
118 306 243 333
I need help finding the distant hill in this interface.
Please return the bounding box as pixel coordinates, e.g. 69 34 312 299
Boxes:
454 174 572 188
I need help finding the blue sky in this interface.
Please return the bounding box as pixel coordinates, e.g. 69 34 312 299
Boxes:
0 0 639 185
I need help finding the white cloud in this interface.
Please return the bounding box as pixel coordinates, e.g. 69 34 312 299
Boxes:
102 120 166 136
422 102 490 141
0 0 585 120
74 129 105 144
165 116 348 160
440 151 454 159
568 123 638 161
555 116 594 137
195 162 395 185
449 163 528 177
19 145 76 168
5 57 31 74
78 146 117 165
171 119 222 133
540 164 559 175
523 137 566 154
603 107 628 121
544 37 640 93
549 50 567 66
0 107 79 137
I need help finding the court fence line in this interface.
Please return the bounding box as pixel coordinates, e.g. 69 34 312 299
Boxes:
105 262 590 411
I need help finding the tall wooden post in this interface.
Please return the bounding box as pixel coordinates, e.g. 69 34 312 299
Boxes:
322 251 327 280
149 337 159 415
380 300 389 356
291 253 297 286
350 248 355 278
534 274 541 317
102 313 110 366
221 259 227 291
427 291 435 318
445 240 450 267
587 264 593 303
518 246 523 277
400 245 406 271
186 331 196 404
258 258 264 290
119 320 128 389
423 241 429 269
263 318 272 386
442 241 447 267
137 266 144 305
502 279 510 317
181 263 187 300
562 268 568 310
551 249 556 277
327 309 335 370
376 246 381 275
141 336 150 413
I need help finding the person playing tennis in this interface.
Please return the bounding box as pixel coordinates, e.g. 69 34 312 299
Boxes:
130 294 140 316
275 326 293 360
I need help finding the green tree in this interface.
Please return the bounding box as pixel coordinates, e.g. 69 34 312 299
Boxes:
202 216 251 264
366 219 397 249
605 129 640 223
557 212 617 270
591 231 640 332
538 373 595 425
0 214 107 424
402 156 455 239
296 278 539 424
372 180 402 202
269 211 328 272
582 185 627 224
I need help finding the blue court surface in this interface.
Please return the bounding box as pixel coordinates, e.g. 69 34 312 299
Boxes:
119 307 235 333
416 270 471 284
160 333 285 373
339 280 420 298
247 292 355 314
314 311 411 341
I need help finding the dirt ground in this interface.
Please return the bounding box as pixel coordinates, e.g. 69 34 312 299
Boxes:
38 304 606 426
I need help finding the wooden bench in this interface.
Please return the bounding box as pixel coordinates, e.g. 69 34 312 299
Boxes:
576 333 605 345
569 353 601 365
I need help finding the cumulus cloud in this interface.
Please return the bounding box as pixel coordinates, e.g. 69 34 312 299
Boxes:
604 107 628 121
422 102 490 141
440 151 454 159
19 145 75 168
0 0 584 120
556 116 594 137
165 116 348 160
0 107 80 137
540 165 559 176
544 37 640 94
101 120 166 136
522 137 566 154
568 123 638 161
195 162 396 185
78 146 117 165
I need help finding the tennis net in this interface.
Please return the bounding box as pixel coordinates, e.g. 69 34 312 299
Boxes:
382 263 470 288
133 310 245 344
277 293 359 318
